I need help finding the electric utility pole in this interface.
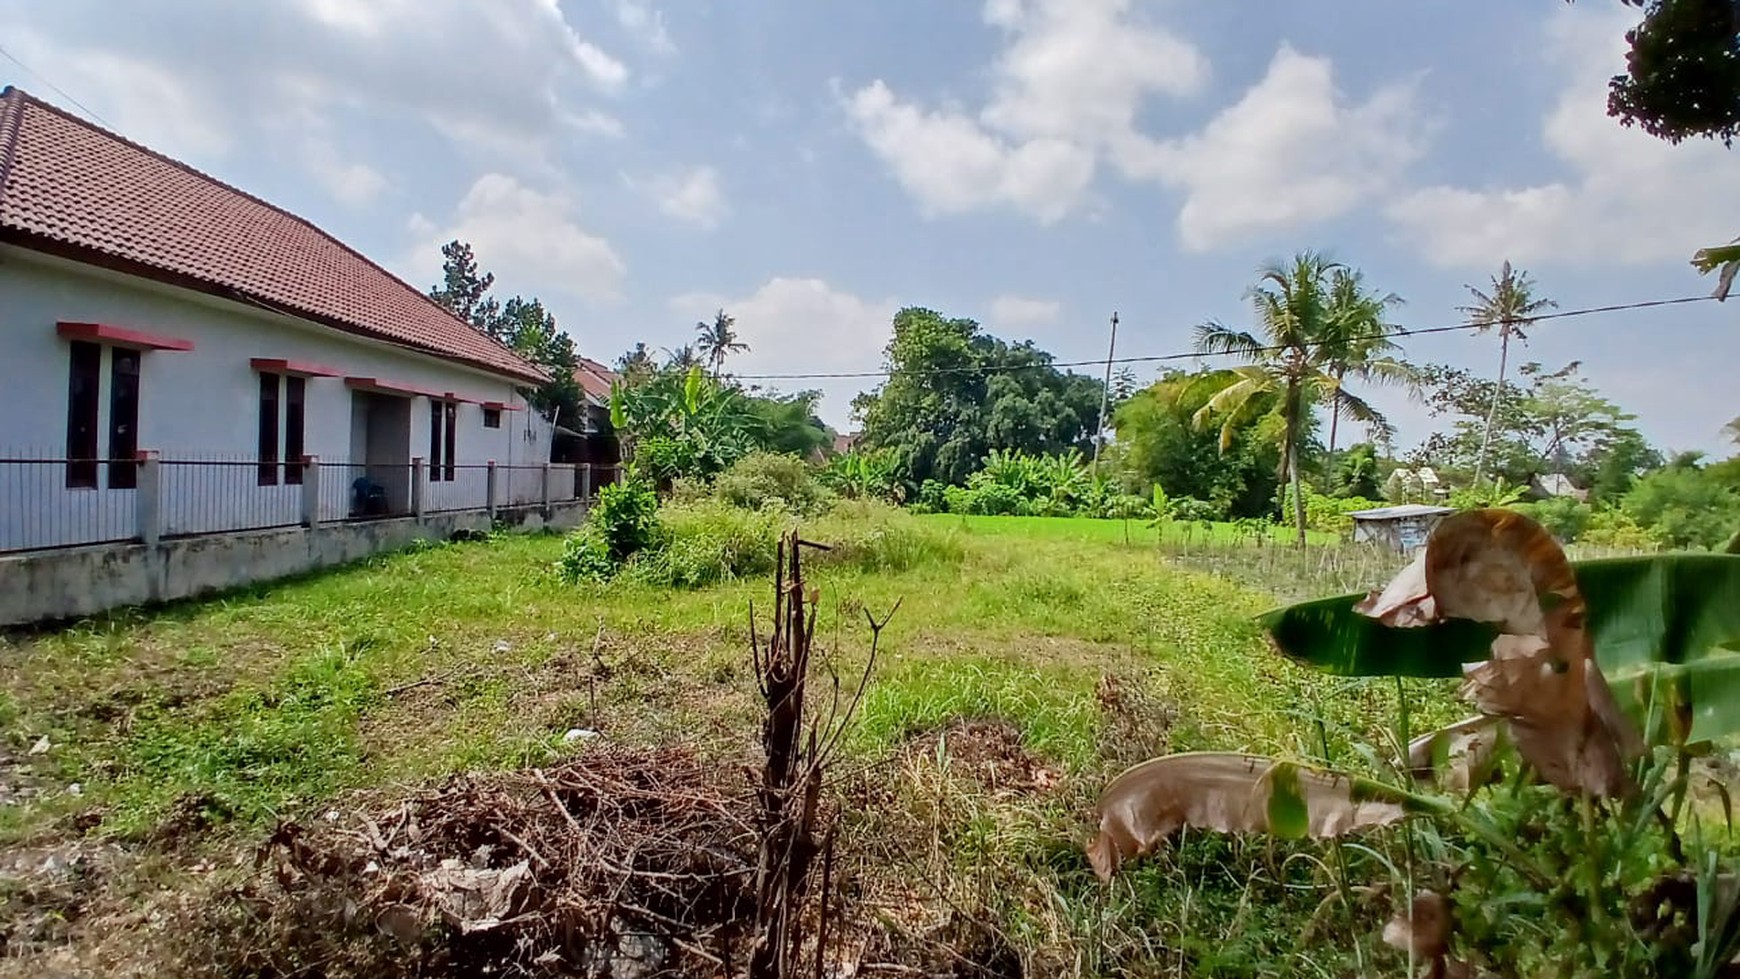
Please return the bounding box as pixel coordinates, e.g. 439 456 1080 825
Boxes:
1091 311 1118 479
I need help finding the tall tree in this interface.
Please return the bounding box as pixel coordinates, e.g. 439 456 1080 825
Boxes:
429 240 500 333
426 241 579 424
1193 252 1391 545
1321 268 1408 457
496 297 581 427
1457 262 1556 486
694 308 749 373
852 307 1103 487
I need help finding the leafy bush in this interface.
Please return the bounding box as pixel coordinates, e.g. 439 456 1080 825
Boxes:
627 501 782 588
555 479 661 583
555 526 615 583
912 479 949 514
1622 465 1740 549
633 435 700 486
944 481 1028 516
1165 495 1224 523
1516 497 1593 543
820 449 904 504
714 451 831 514
1281 486 1379 534
1578 508 1661 550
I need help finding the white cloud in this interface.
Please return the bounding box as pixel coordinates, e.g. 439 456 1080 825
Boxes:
988 295 1062 331
842 0 1201 223
844 0 1419 245
668 278 899 426
631 166 728 228
614 0 675 55
305 142 389 205
844 81 1095 223
411 173 627 302
0 0 628 192
1138 45 1427 251
1387 6 1740 269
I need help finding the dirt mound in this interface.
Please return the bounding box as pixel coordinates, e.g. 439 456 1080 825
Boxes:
179 745 759 978
906 718 1058 795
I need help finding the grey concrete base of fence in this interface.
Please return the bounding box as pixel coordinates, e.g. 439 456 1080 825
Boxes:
0 499 589 627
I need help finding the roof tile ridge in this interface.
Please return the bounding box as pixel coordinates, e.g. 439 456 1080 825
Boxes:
6 87 544 381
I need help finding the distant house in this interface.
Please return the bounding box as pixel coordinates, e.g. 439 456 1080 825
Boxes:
557 357 620 474
1347 504 1456 553
832 432 859 456
1529 473 1588 502
1383 466 1447 504
0 86 578 552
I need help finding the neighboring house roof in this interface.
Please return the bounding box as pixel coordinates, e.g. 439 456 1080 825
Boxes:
1346 504 1456 521
1532 473 1588 501
832 432 858 455
0 87 546 384
573 357 619 404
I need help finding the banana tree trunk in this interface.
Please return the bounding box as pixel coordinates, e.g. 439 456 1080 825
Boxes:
1473 327 1511 486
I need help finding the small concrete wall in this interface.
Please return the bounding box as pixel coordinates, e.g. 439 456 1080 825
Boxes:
0 500 588 627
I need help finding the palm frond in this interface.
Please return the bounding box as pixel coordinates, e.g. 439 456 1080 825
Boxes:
1193 323 1266 360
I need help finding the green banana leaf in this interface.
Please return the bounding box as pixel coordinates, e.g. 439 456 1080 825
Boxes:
1260 554 1740 739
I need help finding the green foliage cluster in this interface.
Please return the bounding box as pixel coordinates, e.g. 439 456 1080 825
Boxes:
1513 460 1740 551
925 449 1147 519
852 307 1103 487
714 451 833 515
609 366 760 482
1279 485 1382 534
555 479 661 582
819 449 905 504
1109 368 1284 520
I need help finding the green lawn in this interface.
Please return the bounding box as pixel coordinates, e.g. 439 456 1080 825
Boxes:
917 511 1338 547
0 509 1458 976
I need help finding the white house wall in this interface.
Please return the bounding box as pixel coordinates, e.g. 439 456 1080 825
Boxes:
0 246 554 549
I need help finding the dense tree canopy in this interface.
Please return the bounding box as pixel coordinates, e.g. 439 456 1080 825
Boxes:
1600 0 1740 146
1109 369 1285 519
851 307 1103 486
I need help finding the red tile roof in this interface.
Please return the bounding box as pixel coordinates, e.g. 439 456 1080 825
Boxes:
573 356 619 403
0 87 547 383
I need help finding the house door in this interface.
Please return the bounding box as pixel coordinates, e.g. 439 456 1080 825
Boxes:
348 392 412 516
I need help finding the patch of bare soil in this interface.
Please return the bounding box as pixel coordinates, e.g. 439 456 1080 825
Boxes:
0 840 127 963
905 719 1059 796
174 744 760 978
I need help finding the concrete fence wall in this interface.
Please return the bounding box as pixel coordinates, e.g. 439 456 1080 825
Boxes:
0 498 589 627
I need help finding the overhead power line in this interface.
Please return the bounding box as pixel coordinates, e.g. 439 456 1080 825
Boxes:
0 44 114 129
729 294 1718 382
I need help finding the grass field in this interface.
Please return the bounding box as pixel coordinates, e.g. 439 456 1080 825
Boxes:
0 509 1460 976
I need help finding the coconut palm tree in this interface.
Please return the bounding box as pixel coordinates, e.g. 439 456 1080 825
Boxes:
1458 262 1556 486
1322 268 1409 458
694 308 749 373
1193 252 1392 546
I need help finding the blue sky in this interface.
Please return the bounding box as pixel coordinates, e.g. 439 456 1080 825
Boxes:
4 0 1737 454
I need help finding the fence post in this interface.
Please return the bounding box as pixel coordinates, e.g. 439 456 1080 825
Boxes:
486 460 498 519
412 456 427 522
540 462 553 517
135 450 161 546
580 463 592 502
301 455 321 528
